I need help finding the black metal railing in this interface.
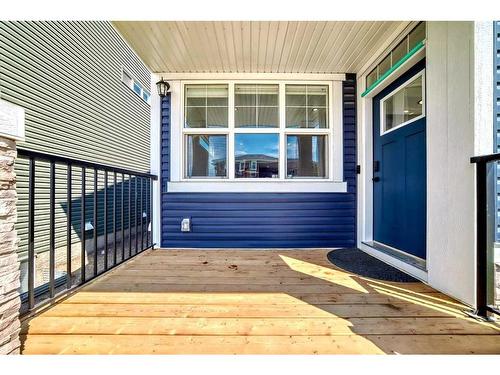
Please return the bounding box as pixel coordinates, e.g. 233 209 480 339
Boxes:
17 148 157 315
470 152 500 319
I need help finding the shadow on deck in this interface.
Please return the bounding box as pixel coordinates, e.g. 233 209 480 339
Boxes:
20 249 500 354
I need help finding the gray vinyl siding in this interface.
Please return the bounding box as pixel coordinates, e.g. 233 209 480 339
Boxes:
0 21 151 261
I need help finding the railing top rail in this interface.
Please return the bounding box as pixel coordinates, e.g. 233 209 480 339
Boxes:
17 148 158 180
470 152 500 164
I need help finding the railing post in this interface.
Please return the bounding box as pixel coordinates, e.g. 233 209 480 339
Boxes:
135 176 138 254
150 178 154 249
81 167 86 282
66 164 72 289
93 169 98 276
128 175 132 258
104 170 108 270
113 171 117 265
27 157 35 309
121 173 125 261
49 161 56 298
476 161 488 317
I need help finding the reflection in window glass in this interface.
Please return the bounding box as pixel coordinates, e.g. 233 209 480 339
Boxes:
133 82 142 96
409 22 426 50
185 85 228 128
235 84 279 128
391 39 408 66
378 54 391 76
383 75 424 132
235 134 279 178
185 135 227 178
287 135 327 178
366 68 378 88
286 85 328 128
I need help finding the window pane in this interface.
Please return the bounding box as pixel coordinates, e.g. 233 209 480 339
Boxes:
307 85 328 107
185 107 206 128
206 85 228 106
207 107 228 128
391 38 408 65
185 85 206 106
287 135 327 178
286 107 306 128
286 85 306 106
383 75 423 132
258 85 279 106
133 82 142 96
286 85 329 128
235 84 257 106
258 107 279 127
409 22 425 50
235 84 278 128
378 54 391 76
235 107 256 128
308 108 327 129
185 135 227 178
235 134 279 178
185 84 228 128
366 68 378 88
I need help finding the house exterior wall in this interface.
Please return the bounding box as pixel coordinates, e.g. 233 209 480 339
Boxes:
426 21 495 306
160 74 357 248
0 21 151 289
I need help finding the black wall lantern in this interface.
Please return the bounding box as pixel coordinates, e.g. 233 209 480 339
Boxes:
156 77 170 97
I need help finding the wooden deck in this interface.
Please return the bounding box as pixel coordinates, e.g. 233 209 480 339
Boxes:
21 249 500 354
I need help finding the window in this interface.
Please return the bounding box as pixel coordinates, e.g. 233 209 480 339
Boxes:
180 81 337 184
235 84 279 128
122 68 150 104
185 134 227 178
235 134 279 178
287 135 327 178
381 72 425 134
286 85 328 128
185 85 228 128
365 22 426 89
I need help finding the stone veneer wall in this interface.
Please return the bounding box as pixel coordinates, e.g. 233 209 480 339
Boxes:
0 136 20 354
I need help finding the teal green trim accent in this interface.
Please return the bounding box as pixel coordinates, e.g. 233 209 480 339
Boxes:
361 40 425 98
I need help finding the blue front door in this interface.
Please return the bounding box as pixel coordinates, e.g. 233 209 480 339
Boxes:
373 59 426 259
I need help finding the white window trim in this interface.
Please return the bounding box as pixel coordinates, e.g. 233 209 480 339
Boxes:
122 67 151 105
380 70 426 136
169 79 346 193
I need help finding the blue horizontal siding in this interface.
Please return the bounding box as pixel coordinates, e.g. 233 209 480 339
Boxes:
160 74 357 248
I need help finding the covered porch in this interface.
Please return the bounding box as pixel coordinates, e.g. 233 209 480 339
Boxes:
20 249 500 354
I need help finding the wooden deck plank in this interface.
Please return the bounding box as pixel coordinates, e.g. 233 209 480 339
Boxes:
22 316 500 336
63 291 461 306
21 248 500 355
21 334 500 355
39 302 466 318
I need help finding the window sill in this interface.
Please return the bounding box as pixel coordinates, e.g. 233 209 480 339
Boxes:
166 180 348 193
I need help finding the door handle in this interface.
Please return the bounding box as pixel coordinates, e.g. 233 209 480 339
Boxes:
372 176 380 182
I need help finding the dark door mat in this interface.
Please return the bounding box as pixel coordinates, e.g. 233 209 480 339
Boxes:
326 248 419 282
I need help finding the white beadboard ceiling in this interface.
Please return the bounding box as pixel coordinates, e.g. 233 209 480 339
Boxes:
112 21 409 74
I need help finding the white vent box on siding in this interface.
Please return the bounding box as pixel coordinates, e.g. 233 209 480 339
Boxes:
181 218 191 232
0 99 25 141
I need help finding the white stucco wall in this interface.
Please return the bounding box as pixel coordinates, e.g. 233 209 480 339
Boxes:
426 21 493 305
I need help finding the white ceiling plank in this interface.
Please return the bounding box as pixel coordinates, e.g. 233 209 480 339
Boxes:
313 22 347 73
335 21 377 73
112 21 407 74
